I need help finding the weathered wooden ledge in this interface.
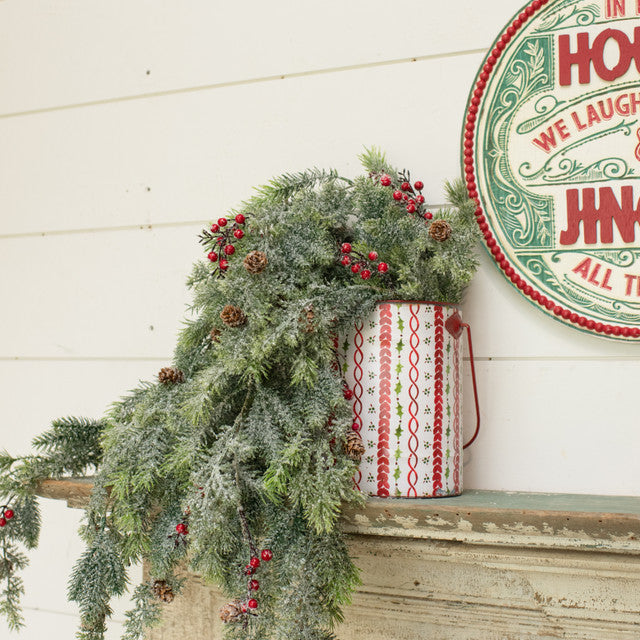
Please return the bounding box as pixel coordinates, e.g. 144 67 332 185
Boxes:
35 478 640 639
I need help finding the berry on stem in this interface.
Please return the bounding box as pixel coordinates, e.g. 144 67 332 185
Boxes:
425 212 433 220
414 181 424 190
245 565 255 576
368 251 378 261
249 557 261 569
341 256 351 266
176 523 188 534
401 181 411 191
208 252 218 262
248 599 258 610
224 244 235 255
233 229 244 239
392 190 402 201
249 579 259 591
351 264 361 274
261 549 273 561
406 204 416 213
341 242 352 253
219 259 229 270
4 509 13 520
377 262 388 273
211 223 219 233
218 218 228 227
343 387 353 400
235 214 245 224
361 269 371 280
380 174 392 186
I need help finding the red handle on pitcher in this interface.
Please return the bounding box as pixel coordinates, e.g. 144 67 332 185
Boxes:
462 322 480 450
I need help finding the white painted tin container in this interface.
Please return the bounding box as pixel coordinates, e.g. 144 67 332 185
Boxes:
340 301 464 498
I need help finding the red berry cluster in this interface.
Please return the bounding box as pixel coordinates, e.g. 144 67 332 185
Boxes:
379 171 434 223
339 243 388 280
0 505 15 528
199 214 247 277
169 512 190 548
240 549 273 615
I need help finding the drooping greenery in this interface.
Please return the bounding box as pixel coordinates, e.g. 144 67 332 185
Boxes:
0 149 479 639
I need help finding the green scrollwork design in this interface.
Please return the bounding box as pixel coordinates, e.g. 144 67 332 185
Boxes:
534 1 600 33
550 249 640 268
482 37 554 248
519 119 638 185
561 276 640 321
516 95 567 134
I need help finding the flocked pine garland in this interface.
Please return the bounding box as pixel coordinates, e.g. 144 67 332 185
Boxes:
0 148 479 639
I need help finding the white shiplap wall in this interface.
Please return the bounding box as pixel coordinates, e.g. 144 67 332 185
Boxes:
1 0 638 637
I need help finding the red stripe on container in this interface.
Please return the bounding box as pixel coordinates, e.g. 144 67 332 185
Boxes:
377 304 393 497
433 306 445 495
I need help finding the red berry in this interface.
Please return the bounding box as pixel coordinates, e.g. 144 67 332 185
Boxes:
351 264 361 273
249 556 261 568
0 518 5 528
241 603 248 613
425 212 433 220
261 549 273 561
224 244 235 255
245 565 256 575
400 181 411 191
416 195 425 204
218 217 228 227
392 190 402 201
414 181 424 191
247 599 258 610
341 256 351 266
249 579 259 591
207 251 218 262
351 422 360 431
361 269 372 280
3 510 13 520
368 251 378 261
406 204 416 213
219 259 229 270
341 242 352 254
402 194 409 201
210 223 219 233
380 174 392 186
343 387 353 400
377 262 388 273
235 214 246 224
233 229 244 239
176 523 187 534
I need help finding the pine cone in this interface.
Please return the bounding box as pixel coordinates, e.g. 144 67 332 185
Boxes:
152 579 175 603
345 430 365 462
220 305 247 328
220 599 245 623
428 219 452 242
300 305 315 333
158 367 185 384
244 250 268 275
210 327 222 343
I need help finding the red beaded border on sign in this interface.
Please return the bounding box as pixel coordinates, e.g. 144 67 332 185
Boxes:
464 0 640 339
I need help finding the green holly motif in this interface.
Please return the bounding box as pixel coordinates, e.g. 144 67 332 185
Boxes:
394 448 402 461
396 339 404 354
396 403 403 418
395 362 403 375
394 426 402 440
394 381 403 395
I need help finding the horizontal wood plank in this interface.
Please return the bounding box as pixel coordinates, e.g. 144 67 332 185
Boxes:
0 0 524 116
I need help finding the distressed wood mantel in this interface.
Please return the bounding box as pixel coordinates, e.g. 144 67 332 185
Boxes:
36 479 640 640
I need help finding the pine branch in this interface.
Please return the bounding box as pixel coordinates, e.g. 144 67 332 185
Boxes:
254 168 348 202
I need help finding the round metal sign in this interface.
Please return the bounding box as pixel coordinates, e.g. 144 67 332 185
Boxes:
464 0 640 340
